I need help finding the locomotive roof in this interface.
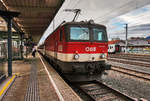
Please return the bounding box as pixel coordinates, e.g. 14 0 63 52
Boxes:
62 21 106 28
44 21 106 42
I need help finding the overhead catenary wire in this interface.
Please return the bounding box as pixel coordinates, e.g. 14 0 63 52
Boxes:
108 25 150 33
60 0 81 22
40 0 150 43
49 0 77 30
108 19 150 38
107 22 150 40
93 1 138 21
71 0 81 9
107 14 150 31
94 1 150 24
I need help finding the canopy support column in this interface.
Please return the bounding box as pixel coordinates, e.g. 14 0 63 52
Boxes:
0 10 20 76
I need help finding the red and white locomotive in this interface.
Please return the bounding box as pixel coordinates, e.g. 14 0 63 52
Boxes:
40 21 111 74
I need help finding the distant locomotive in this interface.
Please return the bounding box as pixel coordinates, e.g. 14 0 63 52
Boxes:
39 21 111 74
108 44 120 53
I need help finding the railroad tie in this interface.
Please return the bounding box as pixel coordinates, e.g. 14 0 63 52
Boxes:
25 61 40 101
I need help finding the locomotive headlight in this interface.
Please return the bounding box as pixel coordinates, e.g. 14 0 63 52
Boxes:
100 54 106 59
74 54 79 60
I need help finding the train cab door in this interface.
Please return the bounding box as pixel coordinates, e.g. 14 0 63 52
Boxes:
57 29 63 59
54 32 58 62
54 28 63 62
54 41 58 60
88 27 95 61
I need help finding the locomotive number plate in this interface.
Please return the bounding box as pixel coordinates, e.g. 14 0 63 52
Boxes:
85 47 96 52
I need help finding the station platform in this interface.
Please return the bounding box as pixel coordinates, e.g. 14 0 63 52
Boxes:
0 53 82 101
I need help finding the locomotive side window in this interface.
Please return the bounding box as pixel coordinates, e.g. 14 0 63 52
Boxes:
60 29 62 41
70 27 89 40
93 28 107 41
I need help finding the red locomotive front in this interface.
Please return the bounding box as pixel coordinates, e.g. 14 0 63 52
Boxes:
44 22 111 74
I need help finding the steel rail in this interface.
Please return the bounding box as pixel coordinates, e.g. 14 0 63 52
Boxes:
108 58 150 68
111 66 150 81
71 80 137 101
109 54 150 60
109 55 150 62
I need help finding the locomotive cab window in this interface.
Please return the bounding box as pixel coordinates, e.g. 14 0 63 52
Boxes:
60 29 63 41
93 28 107 41
70 27 89 41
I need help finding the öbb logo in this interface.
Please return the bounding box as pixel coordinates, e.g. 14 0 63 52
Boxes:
85 47 96 52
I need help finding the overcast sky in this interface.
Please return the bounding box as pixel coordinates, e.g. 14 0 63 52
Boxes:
39 0 150 44
107 4 150 40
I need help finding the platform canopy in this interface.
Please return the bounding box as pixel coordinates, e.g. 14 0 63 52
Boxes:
0 0 150 44
0 0 64 43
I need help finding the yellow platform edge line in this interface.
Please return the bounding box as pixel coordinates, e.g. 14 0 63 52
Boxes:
0 75 16 96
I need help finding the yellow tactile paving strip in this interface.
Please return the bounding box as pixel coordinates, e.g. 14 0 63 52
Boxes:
0 75 16 100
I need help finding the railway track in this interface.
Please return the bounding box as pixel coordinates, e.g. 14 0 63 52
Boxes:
108 55 150 81
109 54 150 61
109 55 150 62
41 54 149 101
108 58 150 68
111 66 150 81
109 53 150 56
71 80 137 101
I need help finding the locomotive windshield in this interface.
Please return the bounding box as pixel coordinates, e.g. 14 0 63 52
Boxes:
70 27 89 40
93 28 107 41
69 26 108 42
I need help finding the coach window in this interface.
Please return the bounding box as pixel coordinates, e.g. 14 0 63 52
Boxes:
60 29 63 41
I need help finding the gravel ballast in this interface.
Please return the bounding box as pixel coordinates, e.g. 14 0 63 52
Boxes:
99 70 150 100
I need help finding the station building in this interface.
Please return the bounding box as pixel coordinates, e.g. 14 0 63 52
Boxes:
108 37 150 54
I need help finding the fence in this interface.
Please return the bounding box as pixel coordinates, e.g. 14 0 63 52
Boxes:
127 48 150 54
0 39 23 75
